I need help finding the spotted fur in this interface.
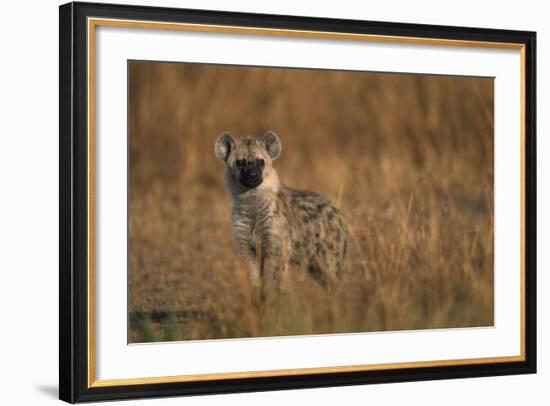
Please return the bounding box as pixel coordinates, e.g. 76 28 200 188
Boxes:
215 131 347 302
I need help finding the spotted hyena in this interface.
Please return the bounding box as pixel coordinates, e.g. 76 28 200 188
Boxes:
215 131 347 302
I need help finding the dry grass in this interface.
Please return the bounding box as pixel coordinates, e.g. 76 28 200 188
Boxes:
128 61 494 343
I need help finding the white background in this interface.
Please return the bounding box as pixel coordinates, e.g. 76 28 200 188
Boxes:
0 0 546 405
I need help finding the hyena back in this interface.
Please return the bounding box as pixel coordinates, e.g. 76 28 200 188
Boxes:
215 131 347 301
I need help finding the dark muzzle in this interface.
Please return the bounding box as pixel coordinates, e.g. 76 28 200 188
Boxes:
240 162 263 188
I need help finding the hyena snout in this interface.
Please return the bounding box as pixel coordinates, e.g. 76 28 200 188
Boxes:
236 158 265 188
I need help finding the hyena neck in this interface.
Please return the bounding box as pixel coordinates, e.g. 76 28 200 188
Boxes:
226 170 281 223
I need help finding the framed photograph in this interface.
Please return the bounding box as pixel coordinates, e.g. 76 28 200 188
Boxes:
59 1 537 403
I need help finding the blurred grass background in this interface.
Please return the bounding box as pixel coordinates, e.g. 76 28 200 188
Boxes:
128 61 494 343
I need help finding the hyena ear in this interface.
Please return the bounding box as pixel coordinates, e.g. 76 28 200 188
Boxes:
260 131 282 160
215 132 236 162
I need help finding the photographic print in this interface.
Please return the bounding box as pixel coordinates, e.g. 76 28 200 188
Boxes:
128 61 494 343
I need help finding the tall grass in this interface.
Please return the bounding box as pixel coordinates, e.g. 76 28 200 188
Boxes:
128 62 494 343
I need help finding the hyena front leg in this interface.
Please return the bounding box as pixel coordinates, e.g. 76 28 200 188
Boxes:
234 235 265 310
231 216 261 291
259 227 288 307
241 247 261 290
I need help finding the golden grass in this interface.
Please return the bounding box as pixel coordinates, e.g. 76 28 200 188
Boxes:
128 61 494 343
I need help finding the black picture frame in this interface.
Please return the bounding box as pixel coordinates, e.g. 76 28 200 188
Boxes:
59 1 537 403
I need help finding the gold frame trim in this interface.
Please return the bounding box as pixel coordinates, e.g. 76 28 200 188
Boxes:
87 17 527 388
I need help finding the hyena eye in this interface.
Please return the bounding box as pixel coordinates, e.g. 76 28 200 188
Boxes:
236 159 245 167
256 158 265 168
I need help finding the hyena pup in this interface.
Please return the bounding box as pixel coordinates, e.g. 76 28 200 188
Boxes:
215 131 347 303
